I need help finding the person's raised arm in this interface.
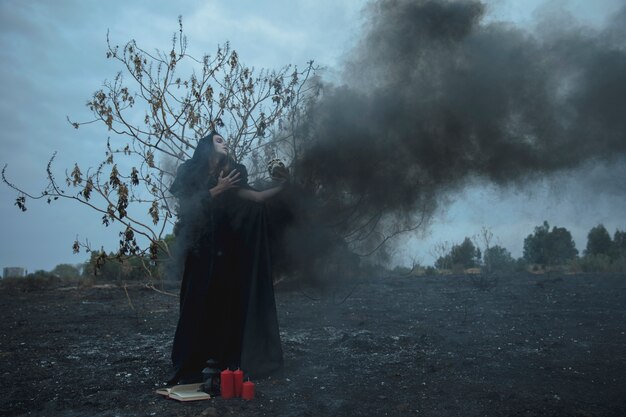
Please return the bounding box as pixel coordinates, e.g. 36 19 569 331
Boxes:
237 165 289 202
237 185 285 203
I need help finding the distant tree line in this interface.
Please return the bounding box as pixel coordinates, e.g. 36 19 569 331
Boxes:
426 221 626 275
7 234 175 285
9 221 626 284
78 233 175 282
577 224 626 272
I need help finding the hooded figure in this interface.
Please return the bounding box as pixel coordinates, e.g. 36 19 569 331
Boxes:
168 131 285 384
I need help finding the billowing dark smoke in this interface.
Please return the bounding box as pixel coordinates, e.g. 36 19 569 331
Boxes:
294 0 626 249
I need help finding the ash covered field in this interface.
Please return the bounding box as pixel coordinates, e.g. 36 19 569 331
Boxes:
1 273 625 417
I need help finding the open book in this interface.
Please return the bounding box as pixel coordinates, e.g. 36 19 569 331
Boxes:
156 383 211 402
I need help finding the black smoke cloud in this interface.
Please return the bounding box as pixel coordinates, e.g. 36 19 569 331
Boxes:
294 0 626 246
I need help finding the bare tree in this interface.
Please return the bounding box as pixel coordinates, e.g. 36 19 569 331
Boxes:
475 226 494 274
2 18 317 278
430 240 451 272
3 18 435 281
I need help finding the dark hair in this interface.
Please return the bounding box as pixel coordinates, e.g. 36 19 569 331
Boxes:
188 131 219 174
170 131 235 197
170 132 216 196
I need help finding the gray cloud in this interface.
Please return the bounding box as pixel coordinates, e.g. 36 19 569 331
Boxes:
2 0 624 272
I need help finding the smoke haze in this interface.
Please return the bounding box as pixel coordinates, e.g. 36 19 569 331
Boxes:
295 0 626 249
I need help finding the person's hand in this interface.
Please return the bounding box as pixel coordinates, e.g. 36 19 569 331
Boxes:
211 169 240 196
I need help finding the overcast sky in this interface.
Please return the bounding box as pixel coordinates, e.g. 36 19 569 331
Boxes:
1 0 625 273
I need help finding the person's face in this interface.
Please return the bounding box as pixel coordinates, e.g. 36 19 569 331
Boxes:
213 135 228 157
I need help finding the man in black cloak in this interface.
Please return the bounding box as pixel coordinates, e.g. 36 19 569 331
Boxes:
167 132 288 384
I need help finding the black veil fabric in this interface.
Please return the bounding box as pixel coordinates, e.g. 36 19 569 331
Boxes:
168 132 283 381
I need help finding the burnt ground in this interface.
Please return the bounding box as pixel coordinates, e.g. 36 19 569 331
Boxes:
1 272 625 417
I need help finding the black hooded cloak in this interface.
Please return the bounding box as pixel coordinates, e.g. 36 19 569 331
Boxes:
168 133 283 382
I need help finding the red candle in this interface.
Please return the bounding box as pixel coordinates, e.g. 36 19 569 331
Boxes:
242 380 255 400
233 369 244 397
220 369 234 399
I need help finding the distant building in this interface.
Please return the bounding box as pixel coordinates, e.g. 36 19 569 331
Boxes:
3 267 26 279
